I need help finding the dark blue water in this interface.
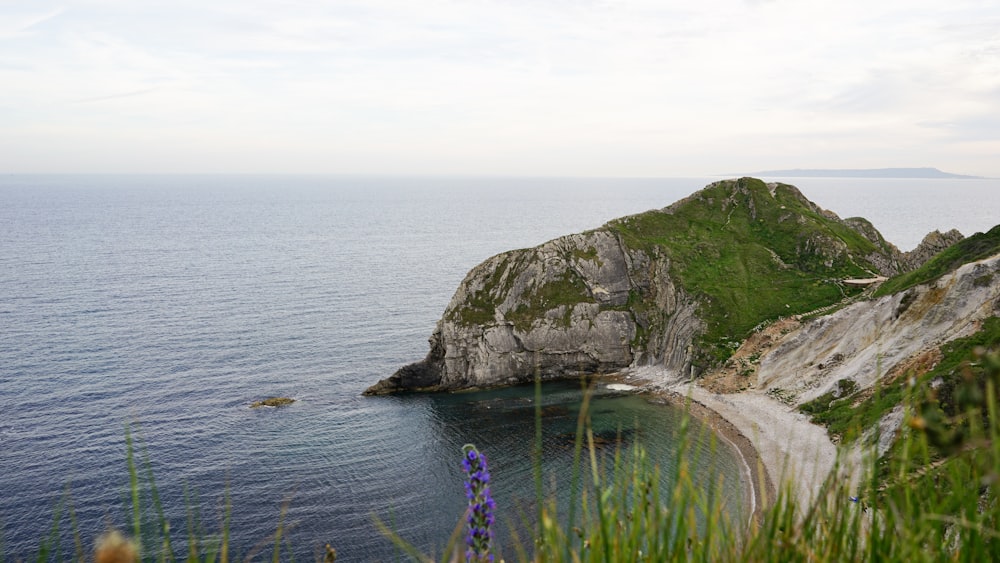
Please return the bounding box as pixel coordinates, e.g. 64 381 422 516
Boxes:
2 175 997 561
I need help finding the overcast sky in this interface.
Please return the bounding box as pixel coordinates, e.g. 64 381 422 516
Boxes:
2 0 998 176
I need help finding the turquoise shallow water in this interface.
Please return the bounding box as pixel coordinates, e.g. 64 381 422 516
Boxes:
1 175 996 560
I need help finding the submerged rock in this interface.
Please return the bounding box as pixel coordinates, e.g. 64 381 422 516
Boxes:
250 397 295 408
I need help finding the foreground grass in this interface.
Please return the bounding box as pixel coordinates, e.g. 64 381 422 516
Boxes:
13 348 1000 562
380 349 1000 562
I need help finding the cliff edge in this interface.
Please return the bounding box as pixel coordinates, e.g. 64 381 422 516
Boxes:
365 178 940 394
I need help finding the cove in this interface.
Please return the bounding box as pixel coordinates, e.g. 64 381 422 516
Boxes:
374 379 749 556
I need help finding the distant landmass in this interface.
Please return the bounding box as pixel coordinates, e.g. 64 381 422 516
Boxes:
750 167 981 179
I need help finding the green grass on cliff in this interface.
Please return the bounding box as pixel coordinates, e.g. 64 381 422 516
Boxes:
874 223 1000 297
798 224 1000 442
453 252 595 331
448 178 891 368
506 268 591 331
801 316 1000 443
607 178 877 364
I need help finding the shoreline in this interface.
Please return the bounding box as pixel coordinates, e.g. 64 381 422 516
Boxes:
648 390 774 526
607 368 838 519
670 381 838 511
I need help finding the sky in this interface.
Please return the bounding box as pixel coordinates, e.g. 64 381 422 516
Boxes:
1 0 998 176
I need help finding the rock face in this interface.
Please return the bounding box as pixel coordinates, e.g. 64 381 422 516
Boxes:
757 253 1000 404
843 217 906 276
903 229 965 270
364 229 705 394
364 178 942 394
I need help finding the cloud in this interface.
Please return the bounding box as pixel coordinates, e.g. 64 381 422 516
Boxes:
69 88 158 104
1 0 999 175
0 7 64 39
919 114 1000 143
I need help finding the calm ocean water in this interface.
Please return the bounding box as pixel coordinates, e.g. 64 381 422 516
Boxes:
1 175 997 560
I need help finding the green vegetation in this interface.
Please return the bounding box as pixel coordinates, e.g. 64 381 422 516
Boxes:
451 249 598 331
452 255 515 326
506 269 593 331
799 377 899 442
909 318 1000 450
448 179 905 368
874 224 1000 297
570 246 601 265
452 253 552 328
389 347 999 562
607 178 876 364
801 316 1000 444
454 286 500 326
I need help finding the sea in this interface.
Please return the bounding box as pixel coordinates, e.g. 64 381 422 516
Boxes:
1 174 998 561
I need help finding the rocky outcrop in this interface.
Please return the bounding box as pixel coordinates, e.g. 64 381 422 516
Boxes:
903 229 965 270
756 253 1000 405
365 229 705 394
843 217 906 276
364 178 935 394
250 397 295 408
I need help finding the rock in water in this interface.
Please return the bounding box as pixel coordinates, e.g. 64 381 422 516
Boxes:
250 397 295 408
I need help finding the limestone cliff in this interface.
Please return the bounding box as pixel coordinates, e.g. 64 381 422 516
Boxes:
756 252 1000 405
903 229 965 270
365 178 926 394
364 229 704 393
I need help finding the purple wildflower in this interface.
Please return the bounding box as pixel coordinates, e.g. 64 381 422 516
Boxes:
462 444 495 563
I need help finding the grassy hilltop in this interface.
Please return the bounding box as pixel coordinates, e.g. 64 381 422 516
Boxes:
605 177 891 364
374 177 908 393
